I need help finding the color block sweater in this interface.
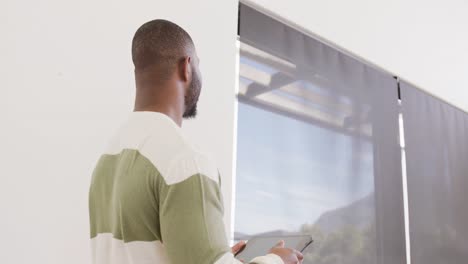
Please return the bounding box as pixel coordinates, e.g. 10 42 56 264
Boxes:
89 111 282 264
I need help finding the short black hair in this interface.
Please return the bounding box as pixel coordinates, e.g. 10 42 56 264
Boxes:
131 19 195 75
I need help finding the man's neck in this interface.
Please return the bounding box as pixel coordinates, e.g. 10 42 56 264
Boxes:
134 78 186 127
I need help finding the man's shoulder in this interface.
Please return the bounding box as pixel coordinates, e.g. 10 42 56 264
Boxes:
102 112 219 186
134 130 218 186
163 148 219 185
131 130 218 184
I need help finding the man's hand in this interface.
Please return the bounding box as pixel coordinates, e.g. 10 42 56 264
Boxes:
231 240 247 255
232 241 247 263
269 240 304 264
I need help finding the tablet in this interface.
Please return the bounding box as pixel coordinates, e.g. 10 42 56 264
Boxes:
235 235 313 261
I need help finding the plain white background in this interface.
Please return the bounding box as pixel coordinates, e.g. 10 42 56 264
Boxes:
2 0 468 263
1 0 238 263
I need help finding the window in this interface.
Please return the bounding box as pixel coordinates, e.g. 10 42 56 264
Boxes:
236 42 376 264
234 4 406 264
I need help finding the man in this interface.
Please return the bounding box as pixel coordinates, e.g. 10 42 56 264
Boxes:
88 19 303 264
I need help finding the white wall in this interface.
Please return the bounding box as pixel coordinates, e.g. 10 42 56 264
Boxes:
247 0 468 112
1 0 237 263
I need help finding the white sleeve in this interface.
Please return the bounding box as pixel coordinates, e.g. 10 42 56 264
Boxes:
214 252 284 264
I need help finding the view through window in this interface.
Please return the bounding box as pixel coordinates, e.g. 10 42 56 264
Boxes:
234 42 379 264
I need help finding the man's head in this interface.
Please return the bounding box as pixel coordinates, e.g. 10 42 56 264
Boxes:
132 19 202 119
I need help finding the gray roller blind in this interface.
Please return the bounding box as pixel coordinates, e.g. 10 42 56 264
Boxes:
237 4 406 264
401 82 468 264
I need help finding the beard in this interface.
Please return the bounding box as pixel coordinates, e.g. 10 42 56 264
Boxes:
183 67 202 119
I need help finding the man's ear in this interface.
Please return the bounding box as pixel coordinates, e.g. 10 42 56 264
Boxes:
179 56 192 83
